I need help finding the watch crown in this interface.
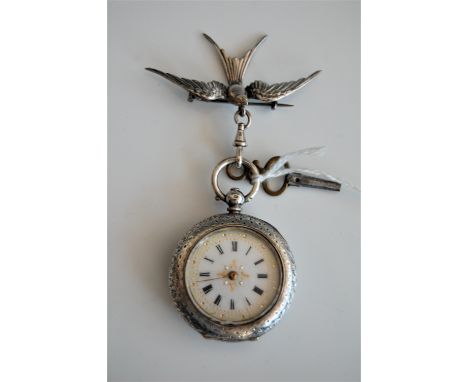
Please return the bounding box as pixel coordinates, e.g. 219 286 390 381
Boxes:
225 188 245 214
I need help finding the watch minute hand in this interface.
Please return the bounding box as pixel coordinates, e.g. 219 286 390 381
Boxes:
196 276 226 283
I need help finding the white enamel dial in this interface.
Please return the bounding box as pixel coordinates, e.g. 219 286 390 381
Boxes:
185 227 283 324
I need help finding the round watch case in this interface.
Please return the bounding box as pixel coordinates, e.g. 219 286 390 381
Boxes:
169 213 296 341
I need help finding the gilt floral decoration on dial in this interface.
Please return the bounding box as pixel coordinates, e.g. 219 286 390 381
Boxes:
185 227 282 324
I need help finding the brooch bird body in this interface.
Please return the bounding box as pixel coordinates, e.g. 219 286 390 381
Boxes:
146 33 321 109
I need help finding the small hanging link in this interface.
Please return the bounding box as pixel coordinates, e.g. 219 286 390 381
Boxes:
233 107 251 127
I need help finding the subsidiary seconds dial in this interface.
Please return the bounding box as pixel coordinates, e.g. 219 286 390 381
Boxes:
185 227 282 324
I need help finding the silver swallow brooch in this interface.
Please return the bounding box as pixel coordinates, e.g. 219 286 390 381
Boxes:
146 33 321 109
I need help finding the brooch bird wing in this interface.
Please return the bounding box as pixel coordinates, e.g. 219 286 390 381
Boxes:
246 70 321 102
145 68 227 101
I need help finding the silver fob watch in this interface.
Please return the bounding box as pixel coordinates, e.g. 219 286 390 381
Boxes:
169 158 296 341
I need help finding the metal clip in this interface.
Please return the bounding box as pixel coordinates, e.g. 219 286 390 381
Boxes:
225 155 341 196
232 108 252 168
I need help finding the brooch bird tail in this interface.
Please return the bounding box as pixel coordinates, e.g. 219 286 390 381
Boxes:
203 33 267 85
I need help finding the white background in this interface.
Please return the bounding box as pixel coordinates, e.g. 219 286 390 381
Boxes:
1 1 468 382
108 1 360 381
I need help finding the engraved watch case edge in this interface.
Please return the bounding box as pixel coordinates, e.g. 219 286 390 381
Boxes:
168 213 296 342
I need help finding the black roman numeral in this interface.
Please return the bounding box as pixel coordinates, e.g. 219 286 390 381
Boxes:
245 297 251 306
230 299 235 310
254 258 264 266
214 294 221 305
216 244 224 254
257 273 268 278
199 272 210 277
232 241 238 252
245 246 252 256
253 286 264 295
202 284 213 294
204 257 214 263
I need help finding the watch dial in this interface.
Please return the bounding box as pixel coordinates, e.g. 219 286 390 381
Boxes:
185 227 282 324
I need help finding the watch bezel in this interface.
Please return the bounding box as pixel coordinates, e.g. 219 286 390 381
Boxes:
169 213 296 341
